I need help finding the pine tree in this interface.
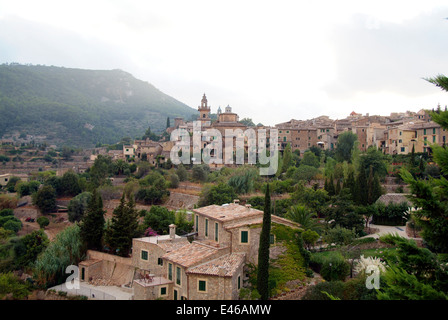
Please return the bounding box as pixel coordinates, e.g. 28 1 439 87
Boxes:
105 193 139 257
80 189 106 251
399 74 448 252
166 117 170 129
257 183 271 300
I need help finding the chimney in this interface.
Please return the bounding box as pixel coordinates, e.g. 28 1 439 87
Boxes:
245 204 252 209
233 199 240 205
169 224 176 240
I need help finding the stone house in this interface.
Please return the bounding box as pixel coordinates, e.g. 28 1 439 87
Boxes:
130 202 300 300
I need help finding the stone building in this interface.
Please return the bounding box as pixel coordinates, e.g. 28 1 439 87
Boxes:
77 202 301 300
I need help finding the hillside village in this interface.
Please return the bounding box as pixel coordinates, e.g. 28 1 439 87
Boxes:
1 94 448 301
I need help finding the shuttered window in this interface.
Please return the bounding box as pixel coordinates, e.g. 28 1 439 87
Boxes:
241 230 248 243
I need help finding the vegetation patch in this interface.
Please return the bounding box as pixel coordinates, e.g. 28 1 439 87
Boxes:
269 224 307 295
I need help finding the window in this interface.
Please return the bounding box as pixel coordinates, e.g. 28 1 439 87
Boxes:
240 230 249 244
158 258 163 266
433 135 436 143
141 250 148 261
168 263 173 280
195 215 198 232
286 130 289 133
433 128 436 134
237 276 241 290
205 219 208 237
160 287 167 296
176 267 181 285
198 280 207 292
283 137 286 142
215 222 219 242
270 234 275 244
424 129 427 135
398 139 402 143
401 147 405 152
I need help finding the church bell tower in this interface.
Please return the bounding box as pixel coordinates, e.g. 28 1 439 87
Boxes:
198 93 211 124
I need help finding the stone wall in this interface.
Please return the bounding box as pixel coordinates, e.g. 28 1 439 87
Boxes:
164 192 199 210
14 206 40 219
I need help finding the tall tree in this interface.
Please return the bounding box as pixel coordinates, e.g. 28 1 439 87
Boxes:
166 117 170 129
105 193 139 256
335 131 358 163
32 185 57 214
354 165 368 206
80 189 105 251
257 183 272 300
281 143 292 173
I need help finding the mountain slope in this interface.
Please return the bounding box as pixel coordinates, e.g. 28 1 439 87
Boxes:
0 64 197 147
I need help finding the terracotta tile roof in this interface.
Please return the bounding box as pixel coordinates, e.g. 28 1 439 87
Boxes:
157 241 190 253
376 193 412 206
162 242 219 268
193 203 263 223
186 253 245 277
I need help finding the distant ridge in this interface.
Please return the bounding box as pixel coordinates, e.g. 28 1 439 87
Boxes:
0 64 197 147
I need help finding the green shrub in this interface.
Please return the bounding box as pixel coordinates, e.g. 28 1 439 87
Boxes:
302 275 377 300
0 209 14 217
3 220 22 233
352 237 377 245
37 216 50 229
372 202 410 226
319 252 350 281
378 232 404 245
0 272 31 299
302 280 346 300
323 226 356 246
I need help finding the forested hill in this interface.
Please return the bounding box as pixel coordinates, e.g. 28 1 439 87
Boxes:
0 64 197 147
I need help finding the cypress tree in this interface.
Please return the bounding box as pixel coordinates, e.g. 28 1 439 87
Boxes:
80 189 105 251
343 170 356 199
355 167 368 206
257 183 271 300
335 178 341 195
367 166 382 205
327 175 335 196
166 117 170 129
105 193 139 257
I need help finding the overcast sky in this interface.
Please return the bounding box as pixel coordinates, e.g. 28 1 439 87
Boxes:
1 0 448 126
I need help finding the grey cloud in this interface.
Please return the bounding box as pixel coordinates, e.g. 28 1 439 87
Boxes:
0 16 131 71
324 7 448 99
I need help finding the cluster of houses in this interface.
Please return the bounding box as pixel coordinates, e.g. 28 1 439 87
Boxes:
78 201 300 300
118 95 447 166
